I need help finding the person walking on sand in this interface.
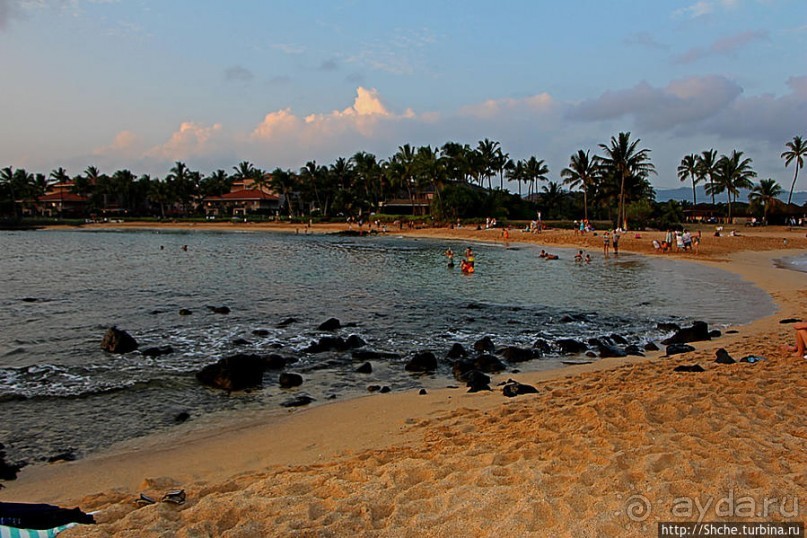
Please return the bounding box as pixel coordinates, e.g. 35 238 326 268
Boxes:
603 231 610 256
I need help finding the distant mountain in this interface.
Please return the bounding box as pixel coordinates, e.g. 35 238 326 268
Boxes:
655 185 807 206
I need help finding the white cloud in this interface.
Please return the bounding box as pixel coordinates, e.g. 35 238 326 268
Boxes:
146 121 223 161
251 87 399 142
92 130 140 157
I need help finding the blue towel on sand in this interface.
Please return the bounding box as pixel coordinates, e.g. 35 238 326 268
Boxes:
0 523 77 538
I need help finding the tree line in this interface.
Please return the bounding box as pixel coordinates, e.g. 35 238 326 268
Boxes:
1 132 804 227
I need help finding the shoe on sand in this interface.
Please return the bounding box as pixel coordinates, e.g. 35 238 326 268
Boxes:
161 489 186 505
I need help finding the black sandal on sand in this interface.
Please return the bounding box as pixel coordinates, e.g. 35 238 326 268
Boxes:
161 489 186 505
134 493 157 506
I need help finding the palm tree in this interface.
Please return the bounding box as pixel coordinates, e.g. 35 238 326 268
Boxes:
781 135 806 206
475 138 500 190
677 154 700 205
523 157 549 200
713 150 756 222
49 167 70 218
749 178 783 223
440 142 473 183
597 132 655 229
391 144 418 213
561 150 597 222
506 160 525 196
697 150 718 205
269 168 298 217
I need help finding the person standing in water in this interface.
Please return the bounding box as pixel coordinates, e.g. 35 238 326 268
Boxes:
464 247 475 267
603 231 610 256
444 247 455 267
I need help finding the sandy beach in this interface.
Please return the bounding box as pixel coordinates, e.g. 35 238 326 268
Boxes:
2 222 806 537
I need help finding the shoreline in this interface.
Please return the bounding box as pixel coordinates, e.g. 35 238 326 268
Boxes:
3 222 806 536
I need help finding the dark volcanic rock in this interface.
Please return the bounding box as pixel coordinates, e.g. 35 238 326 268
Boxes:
644 342 660 352
674 364 705 372
281 395 315 407
445 343 468 359
318 318 342 331
624 345 645 357
666 343 696 356
779 318 801 324
405 351 438 372
463 370 491 392
20 297 38 303
473 336 495 353
657 322 681 333
499 346 539 363
179 308 193 316
101 327 139 354
196 354 275 391
277 317 298 328
419 389 428 395
555 339 588 354
279 372 303 388
452 354 507 380
252 329 270 336
141 345 174 357
208 305 231 314
608 333 629 345
355 362 373 374
345 334 367 349
174 411 191 423
379 386 391 394
532 338 552 354
715 348 736 364
661 321 711 345
47 451 77 463
708 330 722 339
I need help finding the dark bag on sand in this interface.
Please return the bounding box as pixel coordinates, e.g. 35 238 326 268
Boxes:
0 502 95 529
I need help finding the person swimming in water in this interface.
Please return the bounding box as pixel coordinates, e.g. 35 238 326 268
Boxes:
445 247 455 267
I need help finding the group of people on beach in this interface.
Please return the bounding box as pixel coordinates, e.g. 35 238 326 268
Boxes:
653 229 701 253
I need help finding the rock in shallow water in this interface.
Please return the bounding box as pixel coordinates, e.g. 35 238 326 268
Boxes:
100 327 138 354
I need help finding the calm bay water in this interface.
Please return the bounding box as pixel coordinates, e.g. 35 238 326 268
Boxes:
0 229 775 465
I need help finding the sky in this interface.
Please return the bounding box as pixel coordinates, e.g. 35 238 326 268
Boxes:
1 0 805 192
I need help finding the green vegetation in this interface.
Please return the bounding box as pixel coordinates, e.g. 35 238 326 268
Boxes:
1 132 805 228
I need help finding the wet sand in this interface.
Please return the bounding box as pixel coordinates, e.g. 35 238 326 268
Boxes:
4 222 806 537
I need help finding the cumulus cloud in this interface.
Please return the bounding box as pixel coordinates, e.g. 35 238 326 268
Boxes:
92 130 140 156
251 87 401 142
146 121 223 161
567 75 743 131
459 93 555 120
674 30 769 64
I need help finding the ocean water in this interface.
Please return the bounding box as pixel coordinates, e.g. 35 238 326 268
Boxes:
0 229 775 465
776 253 807 273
